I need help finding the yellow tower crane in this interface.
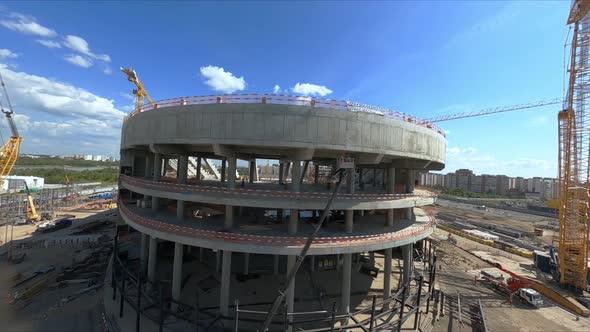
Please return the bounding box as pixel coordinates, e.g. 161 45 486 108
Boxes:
558 0 590 290
120 67 156 113
0 71 22 188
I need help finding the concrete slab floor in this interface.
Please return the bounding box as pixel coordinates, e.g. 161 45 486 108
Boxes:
124 200 428 239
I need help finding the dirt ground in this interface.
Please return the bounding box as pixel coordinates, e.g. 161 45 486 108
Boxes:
0 209 117 332
431 228 590 331
435 199 564 254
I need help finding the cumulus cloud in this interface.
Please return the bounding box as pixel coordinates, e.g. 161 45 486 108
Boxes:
0 48 18 59
63 35 111 62
292 83 333 96
64 54 93 68
36 39 62 48
200 65 246 93
0 12 57 37
0 64 124 156
1 11 111 73
273 84 280 94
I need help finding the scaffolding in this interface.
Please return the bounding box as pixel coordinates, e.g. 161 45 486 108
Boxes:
559 1 590 289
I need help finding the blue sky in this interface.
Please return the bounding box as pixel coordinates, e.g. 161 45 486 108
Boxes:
0 1 570 178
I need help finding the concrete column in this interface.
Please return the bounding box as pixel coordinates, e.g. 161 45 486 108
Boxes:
291 161 301 192
177 155 188 221
273 255 279 275
220 159 226 182
314 163 320 185
172 242 183 309
345 168 355 233
387 166 395 226
178 155 188 184
224 205 234 230
405 169 415 193
289 161 301 235
162 158 169 177
140 233 148 269
220 250 232 316
199 247 204 263
404 169 414 220
153 153 162 181
176 200 185 220
227 156 237 188
345 210 353 233
348 167 355 194
341 253 352 313
284 162 291 184
196 157 202 180
286 255 296 331
152 153 162 212
387 166 395 193
145 154 153 179
221 157 237 231
288 209 298 234
147 236 158 284
402 243 413 285
244 253 250 275
383 248 392 302
249 160 256 183
310 256 315 272
279 163 285 184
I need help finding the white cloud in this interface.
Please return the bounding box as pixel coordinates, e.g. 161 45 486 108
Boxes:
63 35 111 63
64 54 93 68
0 48 18 59
36 39 62 48
273 84 280 94
0 64 124 156
200 65 246 93
0 12 57 37
103 66 112 75
292 83 333 96
119 92 135 101
445 145 555 178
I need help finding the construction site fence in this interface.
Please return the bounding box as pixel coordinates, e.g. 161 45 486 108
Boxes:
110 237 441 332
232 284 424 332
123 93 445 137
431 290 489 332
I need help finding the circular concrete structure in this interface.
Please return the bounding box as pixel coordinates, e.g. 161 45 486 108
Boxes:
118 93 446 317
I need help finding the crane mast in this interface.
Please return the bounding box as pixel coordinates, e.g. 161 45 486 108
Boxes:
559 0 590 290
0 71 22 188
120 67 156 114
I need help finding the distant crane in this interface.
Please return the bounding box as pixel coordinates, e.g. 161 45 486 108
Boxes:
0 71 22 188
120 67 156 113
425 98 562 123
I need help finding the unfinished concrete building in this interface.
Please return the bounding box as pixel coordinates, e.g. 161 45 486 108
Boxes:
118 94 446 327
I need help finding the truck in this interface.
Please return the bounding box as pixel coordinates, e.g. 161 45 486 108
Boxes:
518 288 543 307
482 272 543 307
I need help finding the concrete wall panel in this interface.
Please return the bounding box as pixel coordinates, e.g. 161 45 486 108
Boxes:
121 103 446 165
